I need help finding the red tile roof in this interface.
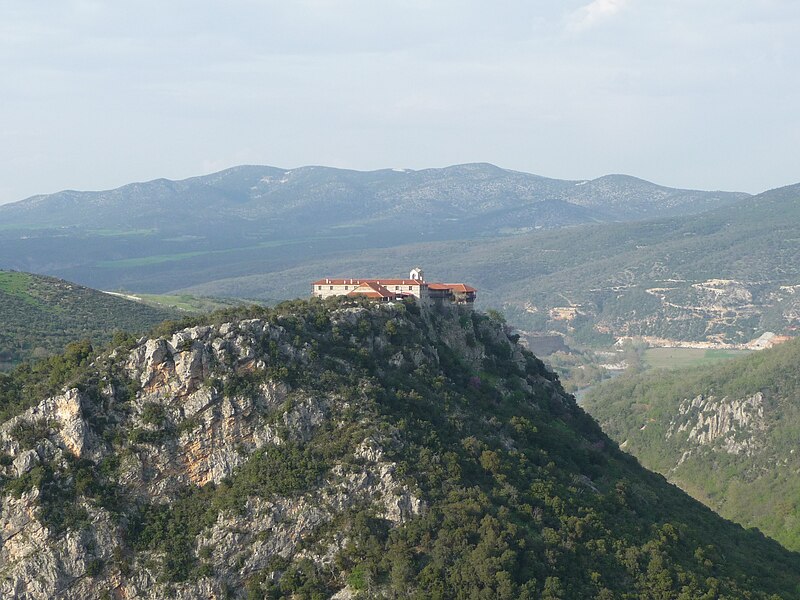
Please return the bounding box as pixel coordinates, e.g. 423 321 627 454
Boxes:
443 283 477 293
347 281 397 299
313 278 423 286
427 283 477 293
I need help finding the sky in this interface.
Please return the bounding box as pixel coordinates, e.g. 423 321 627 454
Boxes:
1 0 798 204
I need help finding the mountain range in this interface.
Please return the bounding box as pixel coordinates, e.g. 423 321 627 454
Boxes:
0 163 747 294
1 164 798 348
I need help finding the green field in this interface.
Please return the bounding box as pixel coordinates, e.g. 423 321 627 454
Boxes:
643 347 752 371
88 228 157 237
0 271 42 308
0 271 35 295
132 293 253 313
97 234 366 269
98 249 216 268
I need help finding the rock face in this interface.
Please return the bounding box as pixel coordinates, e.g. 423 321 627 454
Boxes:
666 392 765 464
0 304 445 599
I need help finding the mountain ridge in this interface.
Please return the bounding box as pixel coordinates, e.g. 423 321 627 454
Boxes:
0 162 748 233
0 163 752 309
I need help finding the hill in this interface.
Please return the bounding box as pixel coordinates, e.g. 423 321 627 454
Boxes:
178 182 800 346
0 271 179 370
0 298 799 598
583 336 800 552
0 163 747 293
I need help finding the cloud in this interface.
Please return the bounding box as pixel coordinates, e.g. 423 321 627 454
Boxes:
568 0 629 32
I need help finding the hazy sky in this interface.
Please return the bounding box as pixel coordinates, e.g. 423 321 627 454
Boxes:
1 1 798 203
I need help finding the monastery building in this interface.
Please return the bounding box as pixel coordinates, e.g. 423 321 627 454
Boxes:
312 268 476 307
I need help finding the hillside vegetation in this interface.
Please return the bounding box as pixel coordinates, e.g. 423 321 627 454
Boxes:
0 271 178 369
584 337 800 551
1 298 799 598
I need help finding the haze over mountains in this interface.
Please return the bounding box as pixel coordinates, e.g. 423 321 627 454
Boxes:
0 163 747 290
1 163 798 347
2 163 747 228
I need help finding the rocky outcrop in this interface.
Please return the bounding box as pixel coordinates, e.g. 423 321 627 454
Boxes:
0 303 457 599
666 392 766 464
0 388 96 462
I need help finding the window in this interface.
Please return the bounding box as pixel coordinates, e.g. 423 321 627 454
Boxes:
330 286 334 290
344 286 348 290
409 286 413 290
395 286 399 290
317 286 322 290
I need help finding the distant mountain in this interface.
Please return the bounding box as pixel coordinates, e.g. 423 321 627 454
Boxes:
583 336 800 551
177 183 800 346
0 164 748 292
0 271 178 369
1 299 799 598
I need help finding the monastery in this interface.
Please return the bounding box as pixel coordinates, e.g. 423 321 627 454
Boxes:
312 267 476 307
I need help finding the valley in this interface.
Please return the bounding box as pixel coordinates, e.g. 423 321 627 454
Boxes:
583 336 800 551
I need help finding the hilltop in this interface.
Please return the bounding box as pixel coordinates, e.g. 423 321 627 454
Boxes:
1 298 798 598
584 336 800 552
0 271 179 369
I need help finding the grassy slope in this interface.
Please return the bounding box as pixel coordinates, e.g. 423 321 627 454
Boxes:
584 337 800 550
0 271 179 369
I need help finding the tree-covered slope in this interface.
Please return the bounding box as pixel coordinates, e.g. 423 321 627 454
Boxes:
1 298 798 598
584 337 800 551
0 271 179 369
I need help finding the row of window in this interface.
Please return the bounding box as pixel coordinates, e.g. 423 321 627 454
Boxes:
316 285 416 291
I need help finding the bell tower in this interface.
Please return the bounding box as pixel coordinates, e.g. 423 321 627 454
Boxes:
409 267 424 282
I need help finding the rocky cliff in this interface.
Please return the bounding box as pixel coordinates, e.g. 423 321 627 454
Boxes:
1 298 799 598
666 392 766 463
